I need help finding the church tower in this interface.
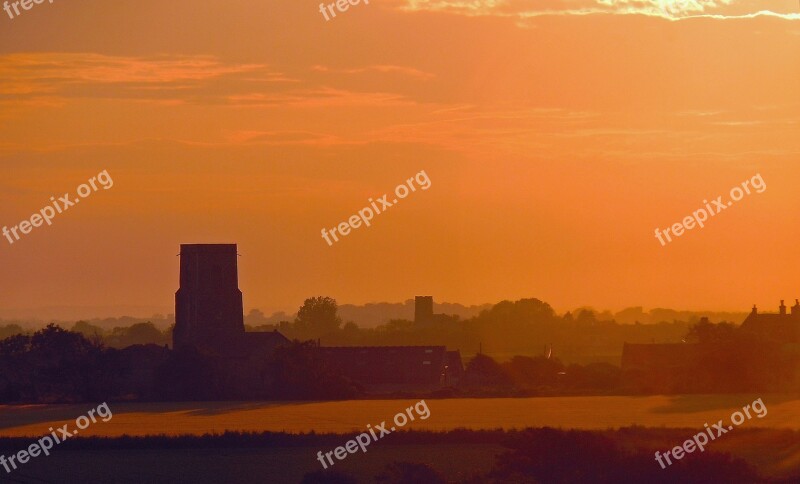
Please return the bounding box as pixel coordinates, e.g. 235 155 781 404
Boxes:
174 244 245 351
415 296 434 324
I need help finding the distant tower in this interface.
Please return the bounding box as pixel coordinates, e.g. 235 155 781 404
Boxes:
780 300 787 315
174 244 245 350
415 296 434 324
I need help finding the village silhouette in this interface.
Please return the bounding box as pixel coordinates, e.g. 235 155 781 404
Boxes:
2 243 795 403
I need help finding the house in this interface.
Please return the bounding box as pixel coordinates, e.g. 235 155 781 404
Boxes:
740 300 800 343
621 299 800 393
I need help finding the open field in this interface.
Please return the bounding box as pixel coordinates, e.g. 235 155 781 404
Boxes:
1 394 798 438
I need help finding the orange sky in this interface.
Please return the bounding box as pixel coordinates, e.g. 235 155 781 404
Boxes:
1 1 799 319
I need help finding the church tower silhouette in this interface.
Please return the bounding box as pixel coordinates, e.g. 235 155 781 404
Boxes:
174 244 245 351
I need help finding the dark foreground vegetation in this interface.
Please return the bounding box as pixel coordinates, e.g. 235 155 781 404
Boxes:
0 428 796 483
1 313 797 403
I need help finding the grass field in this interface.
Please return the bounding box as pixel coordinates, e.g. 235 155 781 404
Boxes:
1 394 798 438
1 396 799 483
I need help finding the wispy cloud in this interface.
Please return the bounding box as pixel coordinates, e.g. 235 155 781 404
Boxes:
0 53 419 111
398 0 800 21
0 53 290 105
311 64 436 79
224 130 344 146
224 87 413 109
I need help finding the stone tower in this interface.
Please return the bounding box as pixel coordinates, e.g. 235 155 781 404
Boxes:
415 296 434 324
174 244 245 351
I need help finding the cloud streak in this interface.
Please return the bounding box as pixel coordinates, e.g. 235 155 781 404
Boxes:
0 53 418 111
398 0 800 21
311 65 436 80
0 53 289 105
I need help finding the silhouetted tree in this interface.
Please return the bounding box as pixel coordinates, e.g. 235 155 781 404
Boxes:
463 354 514 390
295 296 343 338
0 324 119 402
576 309 598 326
72 320 105 339
479 298 557 326
106 322 168 348
0 333 30 357
245 308 269 326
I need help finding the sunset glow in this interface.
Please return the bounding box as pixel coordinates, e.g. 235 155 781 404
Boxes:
1 0 799 318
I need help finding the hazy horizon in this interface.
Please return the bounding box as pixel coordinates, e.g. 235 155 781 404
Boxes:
0 298 755 325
